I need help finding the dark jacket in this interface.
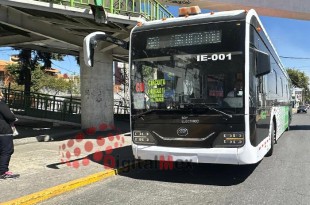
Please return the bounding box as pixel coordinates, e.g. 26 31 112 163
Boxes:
0 101 16 135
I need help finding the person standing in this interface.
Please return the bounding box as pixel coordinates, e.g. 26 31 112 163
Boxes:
0 90 20 179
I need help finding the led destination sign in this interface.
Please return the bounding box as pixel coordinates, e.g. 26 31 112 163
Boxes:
146 30 222 50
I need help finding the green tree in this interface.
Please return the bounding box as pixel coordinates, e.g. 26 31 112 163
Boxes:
14 48 65 94
286 68 310 103
42 76 71 95
6 63 79 95
67 75 80 95
36 51 65 68
5 63 24 91
286 68 309 88
31 66 48 92
6 63 48 92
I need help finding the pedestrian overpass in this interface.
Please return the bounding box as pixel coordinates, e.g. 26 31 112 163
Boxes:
0 0 309 129
159 0 310 20
0 0 172 128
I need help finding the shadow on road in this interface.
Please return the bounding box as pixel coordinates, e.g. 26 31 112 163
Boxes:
289 125 310 130
47 142 258 186
46 115 257 187
50 120 130 141
119 161 259 186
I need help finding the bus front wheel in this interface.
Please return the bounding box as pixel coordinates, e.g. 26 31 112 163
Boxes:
286 113 291 131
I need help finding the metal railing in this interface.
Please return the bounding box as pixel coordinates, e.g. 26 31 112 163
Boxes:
0 88 130 123
35 0 173 21
114 100 130 114
1 88 81 123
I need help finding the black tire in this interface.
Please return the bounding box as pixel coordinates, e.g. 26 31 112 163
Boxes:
286 113 290 131
266 123 275 157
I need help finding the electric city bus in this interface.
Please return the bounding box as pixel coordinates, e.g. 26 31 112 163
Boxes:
84 7 292 164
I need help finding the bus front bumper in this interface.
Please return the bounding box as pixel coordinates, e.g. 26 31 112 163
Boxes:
132 144 240 165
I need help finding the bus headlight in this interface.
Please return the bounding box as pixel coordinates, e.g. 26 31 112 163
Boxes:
213 132 245 148
133 130 156 145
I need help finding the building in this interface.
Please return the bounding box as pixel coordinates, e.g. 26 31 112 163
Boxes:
0 60 7 86
44 68 68 79
0 57 17 86
291 87 304 108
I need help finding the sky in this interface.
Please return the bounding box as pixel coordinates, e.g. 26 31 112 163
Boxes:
0 6 310 77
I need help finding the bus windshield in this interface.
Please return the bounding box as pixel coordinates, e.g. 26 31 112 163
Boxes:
131 21 245 116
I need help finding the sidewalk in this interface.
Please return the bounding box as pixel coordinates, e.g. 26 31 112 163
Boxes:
0 117 133 204
13 117 81 145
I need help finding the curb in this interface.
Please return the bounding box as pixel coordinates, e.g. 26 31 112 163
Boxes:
13 130 81 146
1 162 137 205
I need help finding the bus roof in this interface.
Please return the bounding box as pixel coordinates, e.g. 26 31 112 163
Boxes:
135 10 247 30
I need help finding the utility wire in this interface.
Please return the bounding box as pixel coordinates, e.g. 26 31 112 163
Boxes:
280 56 310 60
51 62 77 74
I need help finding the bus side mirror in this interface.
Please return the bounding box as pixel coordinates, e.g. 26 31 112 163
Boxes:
83 31 129 67
255 51 271 77
83 32 106 67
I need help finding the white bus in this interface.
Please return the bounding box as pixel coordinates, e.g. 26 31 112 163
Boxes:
84 7 292 164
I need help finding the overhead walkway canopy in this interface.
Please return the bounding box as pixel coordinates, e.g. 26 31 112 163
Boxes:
159 0 310 20
0 0 173 128
0 0 173 60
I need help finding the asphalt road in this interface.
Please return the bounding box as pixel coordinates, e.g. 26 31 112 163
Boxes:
39 113 310 205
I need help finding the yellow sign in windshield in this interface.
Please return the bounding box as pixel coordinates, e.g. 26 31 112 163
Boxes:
148 79 166 102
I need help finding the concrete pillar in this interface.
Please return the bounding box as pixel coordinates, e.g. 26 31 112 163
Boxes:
79 48 114 130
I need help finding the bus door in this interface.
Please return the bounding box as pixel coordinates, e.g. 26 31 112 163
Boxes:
256 75 270 144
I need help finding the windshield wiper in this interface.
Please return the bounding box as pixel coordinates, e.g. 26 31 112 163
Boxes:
207 106 233 119
133 104 233 120
132 109 162 120
180 103 233 118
